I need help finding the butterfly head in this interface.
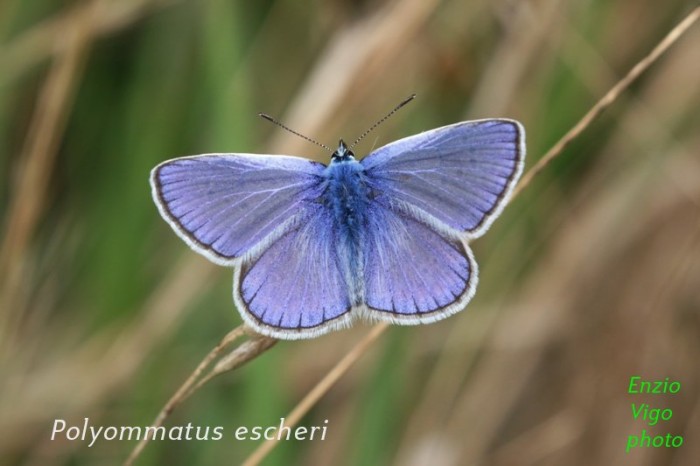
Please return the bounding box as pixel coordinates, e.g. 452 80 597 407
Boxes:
331 139 355 163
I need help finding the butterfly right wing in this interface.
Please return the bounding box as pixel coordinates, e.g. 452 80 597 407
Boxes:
357 119 523 323
151 153 326 265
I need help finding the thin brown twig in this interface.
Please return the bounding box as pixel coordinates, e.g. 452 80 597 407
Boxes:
184 333 278 400
242 323 389 466
511 5 700 200
124 325 248 466
239 6 700 465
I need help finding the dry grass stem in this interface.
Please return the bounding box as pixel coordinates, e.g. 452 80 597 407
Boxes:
0 0 179 88
511 5 700 200
242 323 389 466
466 0 563 118
186 332 278 399
0 2 96 350
124 324 249 465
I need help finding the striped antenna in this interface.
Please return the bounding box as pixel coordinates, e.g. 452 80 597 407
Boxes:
349 94 416 149
259 113 332 152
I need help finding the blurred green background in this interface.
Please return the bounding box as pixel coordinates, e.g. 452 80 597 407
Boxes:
1 0 699 465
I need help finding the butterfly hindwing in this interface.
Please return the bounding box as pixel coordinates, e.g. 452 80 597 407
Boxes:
151 154 325 265
234 205 354 339
361 119 525 238
362 202 477 322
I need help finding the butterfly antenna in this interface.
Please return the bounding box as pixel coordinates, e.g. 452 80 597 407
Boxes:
259 113 332 152
349 94 416 149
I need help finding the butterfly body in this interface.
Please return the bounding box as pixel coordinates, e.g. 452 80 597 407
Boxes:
322 141 371 307
151 119 525 339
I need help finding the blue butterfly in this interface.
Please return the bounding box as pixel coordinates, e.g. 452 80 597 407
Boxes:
150 106 525 340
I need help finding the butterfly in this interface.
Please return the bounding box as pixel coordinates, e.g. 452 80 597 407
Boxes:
150 105 525 340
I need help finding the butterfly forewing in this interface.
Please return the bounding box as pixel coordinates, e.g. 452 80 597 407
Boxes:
361 119 525 239
151 154 326 265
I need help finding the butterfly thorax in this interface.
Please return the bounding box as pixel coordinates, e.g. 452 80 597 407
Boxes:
323 150 371 306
